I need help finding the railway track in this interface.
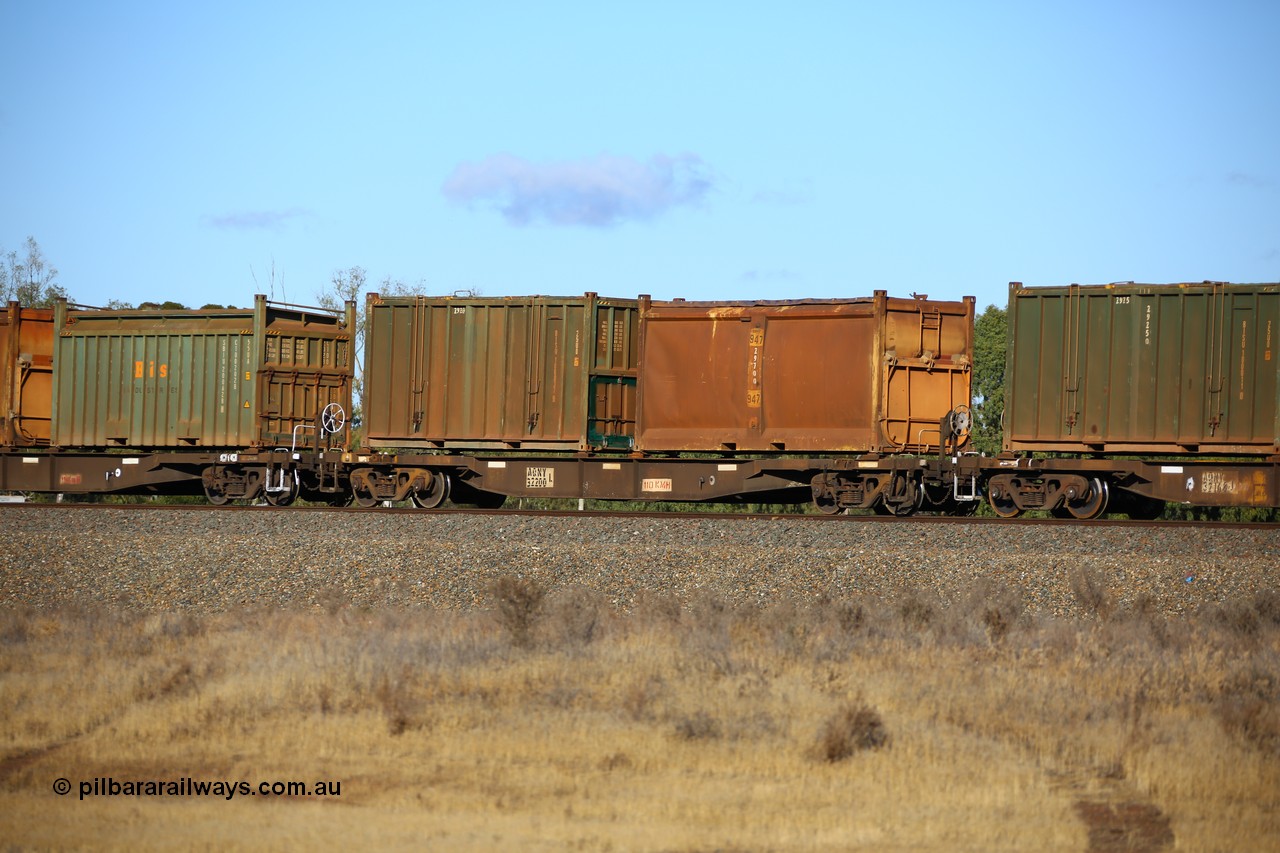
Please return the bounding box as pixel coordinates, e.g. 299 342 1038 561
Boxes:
2 500 1276 529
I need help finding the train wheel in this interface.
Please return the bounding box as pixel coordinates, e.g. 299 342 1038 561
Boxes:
353 484 380 508
987 489 1022 519
203 482 231 506
410 470 451 509
882 475 922 517
813 497 843 515
1064 478 1109 520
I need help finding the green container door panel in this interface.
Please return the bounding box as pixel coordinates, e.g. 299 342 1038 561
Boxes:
1224 292 1279 444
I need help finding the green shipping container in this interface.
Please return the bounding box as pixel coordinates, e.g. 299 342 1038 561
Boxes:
363 292 639 450
1005 281 1280 455
52 296 355 449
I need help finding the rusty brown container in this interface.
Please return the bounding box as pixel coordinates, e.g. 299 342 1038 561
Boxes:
363 292 640 450
1005 281 1280 455
635 292 974 453
51 296 355 449
1 302 55 447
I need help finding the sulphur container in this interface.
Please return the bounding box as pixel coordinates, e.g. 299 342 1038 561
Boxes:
635 292 974 453
362 292 640 450
51 296 355 449
1004 281 1280 455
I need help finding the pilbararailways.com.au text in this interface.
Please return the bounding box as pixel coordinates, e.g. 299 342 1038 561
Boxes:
60 777 342 801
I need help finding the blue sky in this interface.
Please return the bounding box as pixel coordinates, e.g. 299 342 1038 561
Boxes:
2 1 1277 312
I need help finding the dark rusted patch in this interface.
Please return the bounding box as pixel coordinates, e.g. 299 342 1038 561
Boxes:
1074 800 1174 852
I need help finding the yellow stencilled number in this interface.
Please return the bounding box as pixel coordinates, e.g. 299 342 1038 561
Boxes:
749 328 764 347
134 361 143 378
746 390 762 408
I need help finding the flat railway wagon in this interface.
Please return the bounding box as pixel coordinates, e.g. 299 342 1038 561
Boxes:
0 296 356 504
986 281 1280 518
351 290 978 515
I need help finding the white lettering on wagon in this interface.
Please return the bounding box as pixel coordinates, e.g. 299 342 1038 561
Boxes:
1200 471 1238 495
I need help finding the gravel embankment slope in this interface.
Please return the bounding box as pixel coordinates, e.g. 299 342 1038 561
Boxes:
1 506 1276 616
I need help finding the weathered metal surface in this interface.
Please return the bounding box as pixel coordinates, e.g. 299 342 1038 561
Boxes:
979 456 1279 510
0 450 207 494
363 292 640 450
1 303 54 446
51 296 354 449
635 292 974 453
1005 281 1280 454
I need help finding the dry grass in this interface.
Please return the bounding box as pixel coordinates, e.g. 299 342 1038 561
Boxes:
1 578 1278 851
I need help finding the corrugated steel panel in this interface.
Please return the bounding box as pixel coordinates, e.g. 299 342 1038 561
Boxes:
363 293 640 450
635 292 974 453
51 296 354 449
1005 281 1280 454
1 302 55 446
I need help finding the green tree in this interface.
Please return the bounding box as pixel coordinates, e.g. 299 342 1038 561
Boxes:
2 236 68 306
971 303 1007 456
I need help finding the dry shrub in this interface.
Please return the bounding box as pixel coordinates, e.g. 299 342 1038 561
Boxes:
833 599 866 635
814 700 890 762
1216 664 1280 754
1217 696 1280 754
1253 589 1280 626
544 584 606 649
374 665 431 736
620 675 666 722
1069 567 1115 620
963 580 1024 644
1216 590 1280 641
488 574 547 648
673 710 722 741
0 606 35 646
898 591 936 632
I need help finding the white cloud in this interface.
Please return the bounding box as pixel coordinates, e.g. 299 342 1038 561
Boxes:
442 153 712 227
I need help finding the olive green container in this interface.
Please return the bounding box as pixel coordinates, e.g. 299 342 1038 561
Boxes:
1004 281 1280 455
363 292 640 451
52 296 355 449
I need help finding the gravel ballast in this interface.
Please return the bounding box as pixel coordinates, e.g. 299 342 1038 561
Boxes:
1 506 1276 617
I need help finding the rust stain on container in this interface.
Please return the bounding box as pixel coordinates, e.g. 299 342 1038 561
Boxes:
635 292 974 453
